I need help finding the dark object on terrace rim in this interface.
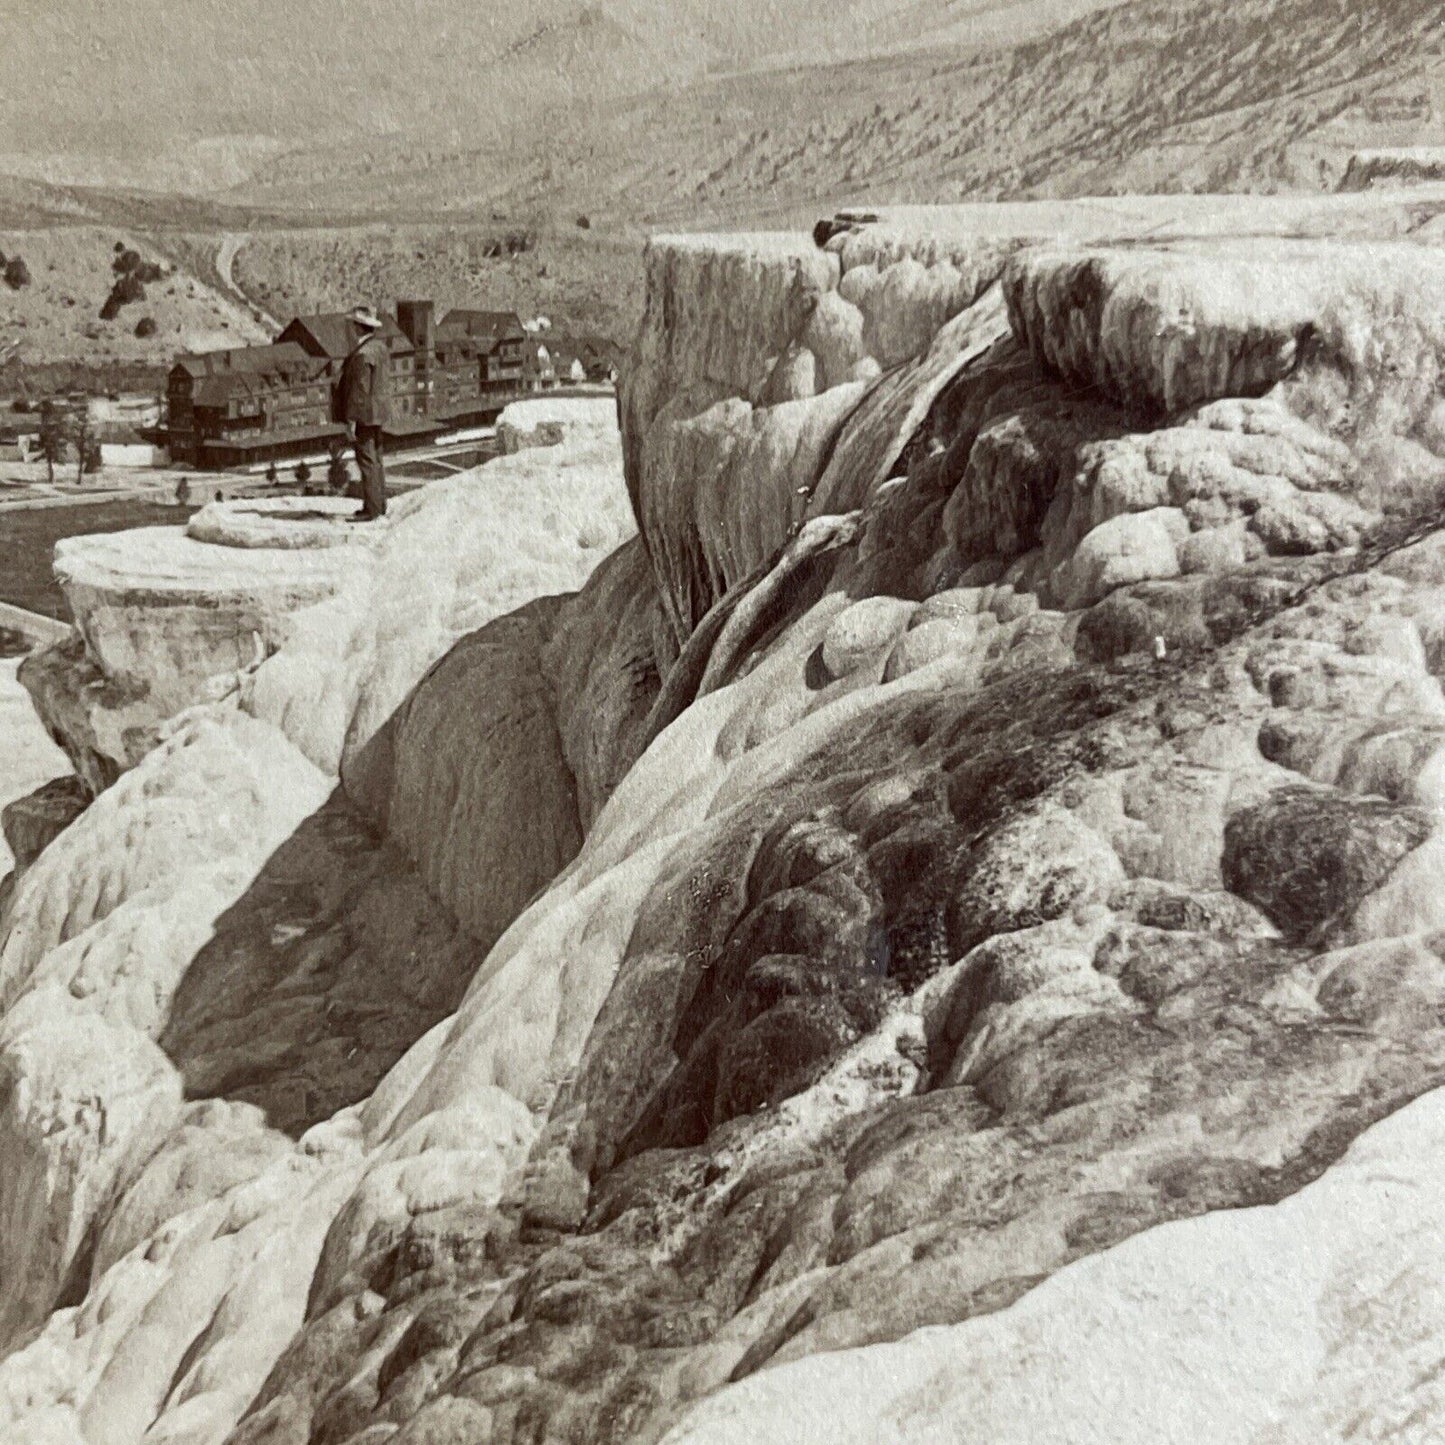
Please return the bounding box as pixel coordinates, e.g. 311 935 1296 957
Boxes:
813 211 882 248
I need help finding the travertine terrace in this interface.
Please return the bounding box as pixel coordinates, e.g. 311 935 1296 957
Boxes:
4 190 1445 1443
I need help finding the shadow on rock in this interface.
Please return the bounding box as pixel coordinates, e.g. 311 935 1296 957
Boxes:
158 787 485 1137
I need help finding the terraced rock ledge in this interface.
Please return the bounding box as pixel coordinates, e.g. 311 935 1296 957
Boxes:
4 199 1445 1443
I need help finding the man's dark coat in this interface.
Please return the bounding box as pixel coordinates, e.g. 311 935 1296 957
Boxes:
336 333 390 426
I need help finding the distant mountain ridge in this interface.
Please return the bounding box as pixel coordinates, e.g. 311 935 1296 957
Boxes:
1 0 1442 242
208 0 1445 225
0 0 1103 194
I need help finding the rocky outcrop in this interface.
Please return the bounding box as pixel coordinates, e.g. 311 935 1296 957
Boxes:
663 1086 1445 1443
57 522 367 713
0 658 68 877
20 509 371 792
6 201 1445 1445
0 406 636 1438
496 395 618 454
1340 147 1445 192
1 777 86 878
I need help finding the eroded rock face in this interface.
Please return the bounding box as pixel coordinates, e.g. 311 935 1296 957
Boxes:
56 525 368 714
662 1086 1445 1444
0 658 69 877
0 988 181 1354
1340 147 1445 192
20 519 369 792
0 407 640 1442
0 776 86 877
6 207 1445 1445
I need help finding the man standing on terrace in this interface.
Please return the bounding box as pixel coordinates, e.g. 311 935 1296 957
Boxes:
337 304 390 521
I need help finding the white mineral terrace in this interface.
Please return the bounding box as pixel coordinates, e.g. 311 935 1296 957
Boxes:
2 205 1445 1444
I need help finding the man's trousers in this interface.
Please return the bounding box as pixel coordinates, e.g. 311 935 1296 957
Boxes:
354 424 386 517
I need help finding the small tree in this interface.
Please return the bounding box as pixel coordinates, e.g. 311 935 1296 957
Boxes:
326 441 349 494
37 399 67 484
73 409 95 484
100 273 145 320
295 460 311 486
3 256 31 290
134 315 157 338
265 461 279 485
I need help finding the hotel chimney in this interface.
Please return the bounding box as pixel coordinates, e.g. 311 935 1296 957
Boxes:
396 299 435 361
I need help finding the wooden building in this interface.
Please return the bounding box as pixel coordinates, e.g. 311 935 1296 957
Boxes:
435 309 527 400
167 302 590 469
166 342 339 466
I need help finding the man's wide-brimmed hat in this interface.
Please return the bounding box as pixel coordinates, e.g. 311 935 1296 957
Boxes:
349 304 384 331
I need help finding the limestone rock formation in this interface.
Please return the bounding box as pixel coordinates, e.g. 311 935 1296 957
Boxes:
0 658 68 875
5 198 1445 1445
21 517 369 792
662 1088 1445 1444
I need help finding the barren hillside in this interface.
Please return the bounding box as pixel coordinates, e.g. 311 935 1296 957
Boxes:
229 221 644 342
2 0 1441 373
225 0 1445 220
0 0 1111 190
200 0 1445 350
0 227 268 377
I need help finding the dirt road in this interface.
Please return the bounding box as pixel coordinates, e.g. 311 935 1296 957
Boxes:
214 233 278 328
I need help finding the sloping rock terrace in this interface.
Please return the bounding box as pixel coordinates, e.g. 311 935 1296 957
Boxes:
3 196 1445 1443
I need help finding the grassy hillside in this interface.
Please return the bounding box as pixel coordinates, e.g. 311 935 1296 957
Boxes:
0 227 269 379
230 221 644 343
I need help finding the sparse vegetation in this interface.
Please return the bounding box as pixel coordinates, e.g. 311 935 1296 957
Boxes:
0 226 267 377
100 271 146 319
112 247 164 283
3 255 30 289
134 315 157 338
36 398 67 484
230 221 641 352
326 441 350 494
